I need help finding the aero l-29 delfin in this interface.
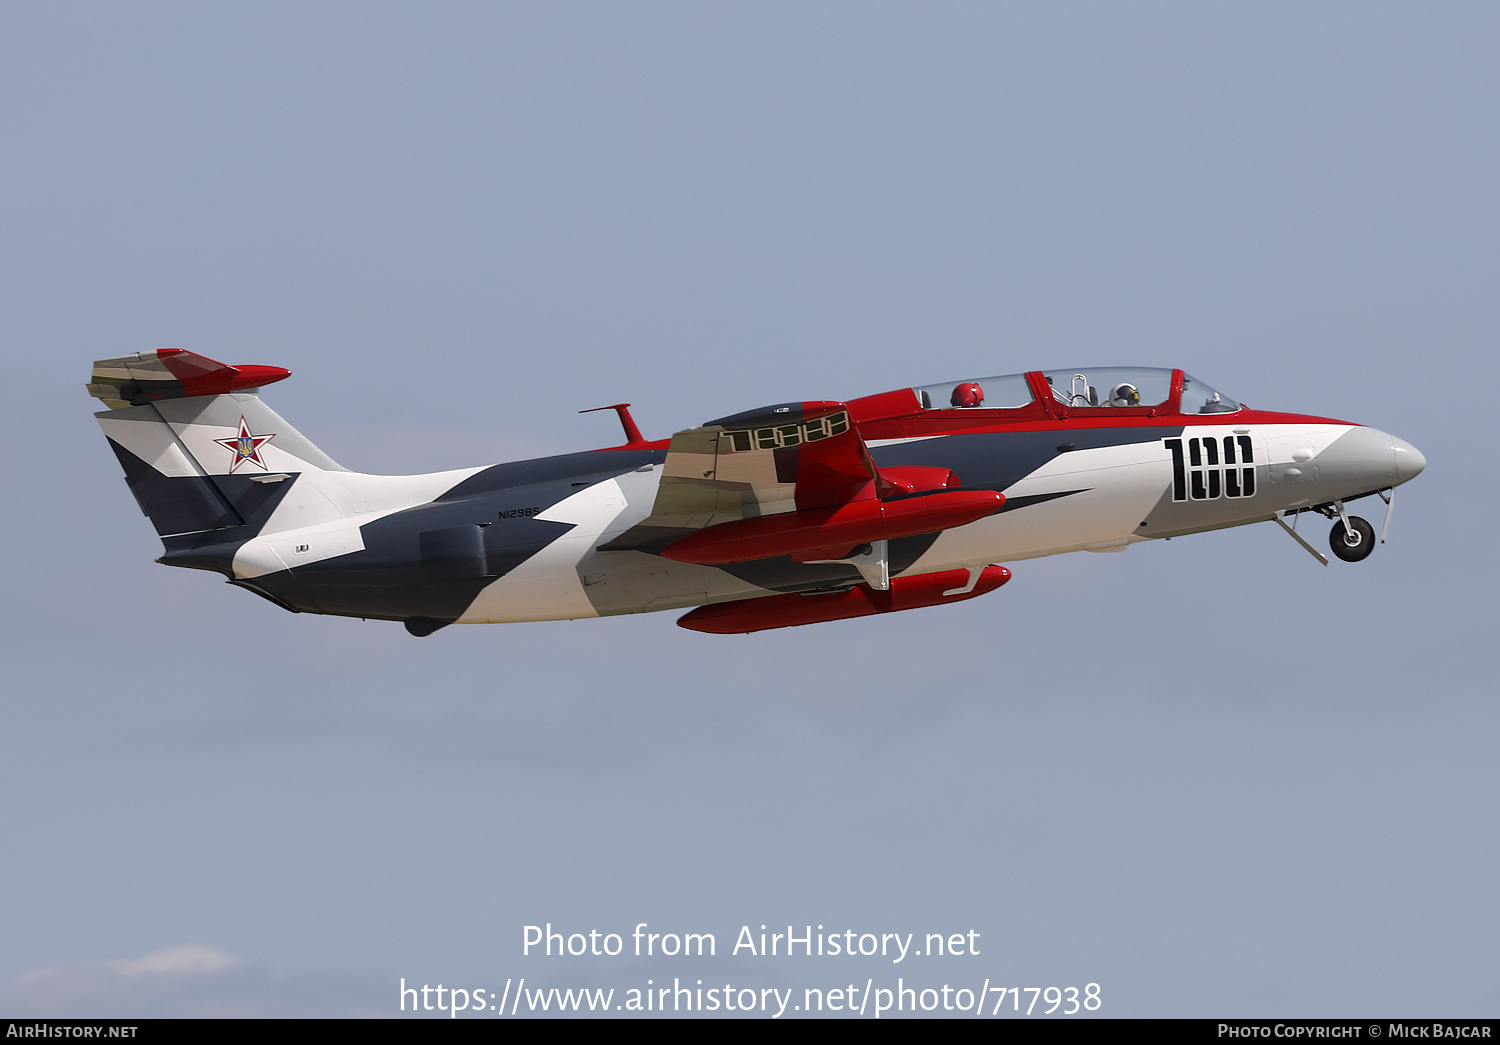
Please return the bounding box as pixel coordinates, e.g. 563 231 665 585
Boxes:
89 351 1426 635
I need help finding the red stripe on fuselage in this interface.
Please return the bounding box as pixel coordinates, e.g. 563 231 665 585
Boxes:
857 408 1355 443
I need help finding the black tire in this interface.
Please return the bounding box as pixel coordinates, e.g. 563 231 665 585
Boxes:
1329 516 1376 562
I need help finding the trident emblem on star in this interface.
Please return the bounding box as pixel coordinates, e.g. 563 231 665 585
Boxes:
213 416 276 472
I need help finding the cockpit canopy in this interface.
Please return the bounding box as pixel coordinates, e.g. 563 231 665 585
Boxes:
1177 372 1241 414
911 367 1240 415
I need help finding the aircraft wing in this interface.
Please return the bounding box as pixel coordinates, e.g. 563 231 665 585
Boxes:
660 401 877 518
603 401 873 550
604 400 992 560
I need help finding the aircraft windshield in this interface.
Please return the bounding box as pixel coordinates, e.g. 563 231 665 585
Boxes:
1179 373 1241 414
1040 367 1174 409
912 373 1034 410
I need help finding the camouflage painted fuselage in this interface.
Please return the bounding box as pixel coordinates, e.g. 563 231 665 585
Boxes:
93 354 1425 635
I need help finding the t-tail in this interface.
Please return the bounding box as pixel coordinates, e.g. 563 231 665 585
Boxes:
89 349 478 594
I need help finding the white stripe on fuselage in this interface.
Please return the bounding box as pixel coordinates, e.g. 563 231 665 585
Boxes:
904 436 1172 571
232 470 489 577
232 507 412 579
900 422 1356 571
865 435 943 448
457 478 633 623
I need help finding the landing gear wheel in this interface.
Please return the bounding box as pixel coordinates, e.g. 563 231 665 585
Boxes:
1329 516 1376 562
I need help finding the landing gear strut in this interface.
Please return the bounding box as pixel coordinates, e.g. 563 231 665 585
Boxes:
1274 499 1382 565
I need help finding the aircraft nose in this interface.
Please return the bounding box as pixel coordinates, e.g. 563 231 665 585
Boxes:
1391 435 1426 483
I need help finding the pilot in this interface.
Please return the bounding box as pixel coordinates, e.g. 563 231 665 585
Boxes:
1109 382 1141 407
950 382 985 408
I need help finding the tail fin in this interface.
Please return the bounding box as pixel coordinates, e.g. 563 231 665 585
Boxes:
90 350 347 541
93 349 486 586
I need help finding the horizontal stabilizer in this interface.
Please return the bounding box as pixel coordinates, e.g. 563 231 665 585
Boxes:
87 349 290 408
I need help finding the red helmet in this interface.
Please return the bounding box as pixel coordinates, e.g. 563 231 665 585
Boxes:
950 382 985 408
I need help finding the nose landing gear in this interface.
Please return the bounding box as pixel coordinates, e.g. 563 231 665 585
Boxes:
1329 515 1376 562
1273 498 1381 565
1326 498 1376 563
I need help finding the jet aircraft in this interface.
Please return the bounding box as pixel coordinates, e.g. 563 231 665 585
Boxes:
89 351 1425 635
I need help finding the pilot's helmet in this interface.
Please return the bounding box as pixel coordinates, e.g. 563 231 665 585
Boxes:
951 382 985 408
1111 382 1141 407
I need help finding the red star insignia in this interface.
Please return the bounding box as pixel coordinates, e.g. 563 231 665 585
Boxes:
213 416 276 472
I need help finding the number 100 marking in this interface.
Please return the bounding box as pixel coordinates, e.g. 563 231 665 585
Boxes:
1164 436 1255 502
